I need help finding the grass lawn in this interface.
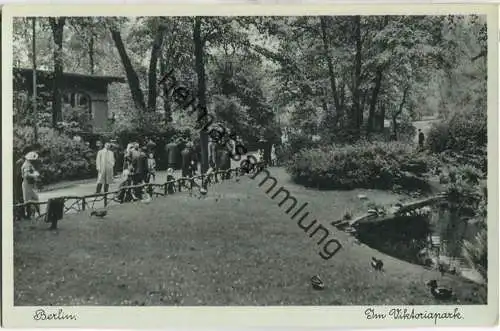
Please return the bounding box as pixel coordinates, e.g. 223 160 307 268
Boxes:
13 168 485 305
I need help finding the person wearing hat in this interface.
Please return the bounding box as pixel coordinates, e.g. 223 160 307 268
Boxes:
21 151 41 218
95 142 115 194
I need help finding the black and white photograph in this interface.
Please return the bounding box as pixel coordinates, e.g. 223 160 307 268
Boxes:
2 3 498 328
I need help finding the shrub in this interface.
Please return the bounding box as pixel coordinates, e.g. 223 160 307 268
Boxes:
279 133 322 164
445 164 485 217
287 141 433 191
14 126 96 185
427 111 486 154
397 118 417 143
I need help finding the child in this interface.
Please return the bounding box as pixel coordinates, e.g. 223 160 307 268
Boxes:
147 152 156 182
166 168 176 194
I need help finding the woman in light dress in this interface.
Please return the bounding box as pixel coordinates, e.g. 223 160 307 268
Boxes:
21 151 41 218
270 144 277 166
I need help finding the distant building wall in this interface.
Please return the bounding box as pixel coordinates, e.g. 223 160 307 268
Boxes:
91 98 109 131
13 68 123 132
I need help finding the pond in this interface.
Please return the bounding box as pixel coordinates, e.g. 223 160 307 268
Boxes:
353 200 485 284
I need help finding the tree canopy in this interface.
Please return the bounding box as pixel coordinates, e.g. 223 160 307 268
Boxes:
13 14 487 152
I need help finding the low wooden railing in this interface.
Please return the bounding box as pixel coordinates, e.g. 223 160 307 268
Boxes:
13 163 265 229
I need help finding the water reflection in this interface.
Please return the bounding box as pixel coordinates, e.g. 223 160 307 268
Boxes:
355 201 485 284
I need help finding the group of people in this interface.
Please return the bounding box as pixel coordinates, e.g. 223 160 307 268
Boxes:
257 143 278 166
95 141 158 203
14 134 279 219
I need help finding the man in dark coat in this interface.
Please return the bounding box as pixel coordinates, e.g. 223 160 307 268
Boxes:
418 129 425 150
219 148 231 179
166 140 179 170
181 142 194 178
132 145 148 199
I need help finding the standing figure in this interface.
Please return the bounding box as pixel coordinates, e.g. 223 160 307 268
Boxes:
96 143 115 194
219 148 231 179
270 144 277 166
418 129 425 150
166 168 176 194
147 152 157 182
208 137 217 169
181 142 194 178
166 139 179 170
21 151 41 218
132 145 148 199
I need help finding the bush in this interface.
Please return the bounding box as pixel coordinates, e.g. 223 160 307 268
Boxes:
14 126 96 185
286 141 433 191
427 111 486 154
445 164 485 217
278 133 322 165
397 118 417 143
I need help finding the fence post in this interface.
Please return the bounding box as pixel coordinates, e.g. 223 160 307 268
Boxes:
164 183 168 195
104 193 108 207
178 179 182 192
82 198 86 211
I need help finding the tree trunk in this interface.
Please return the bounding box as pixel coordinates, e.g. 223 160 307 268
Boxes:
367 68 383 134
367 16 389 135
352 16 363 135
89 34 95 75
147 26 166 112
49 17 65 127
110 29 146 111
193 17 209 174
392 86 410 138
319 17 340 114
159 52 172 123
378 102 386 132
338 81 346 127
32 17 38 143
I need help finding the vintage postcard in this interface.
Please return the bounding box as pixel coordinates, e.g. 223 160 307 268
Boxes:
2 3 498 329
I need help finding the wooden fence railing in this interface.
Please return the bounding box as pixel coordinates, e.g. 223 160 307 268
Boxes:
13 163 265 229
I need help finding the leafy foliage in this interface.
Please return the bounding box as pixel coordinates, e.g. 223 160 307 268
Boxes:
287 142 433 191
14 125 96 185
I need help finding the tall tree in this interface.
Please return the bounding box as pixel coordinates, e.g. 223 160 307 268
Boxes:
147 22 166 112
109 27 147 111
193 17 209 173
319 16 341 122
352 16 363 134
49 17 65 127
